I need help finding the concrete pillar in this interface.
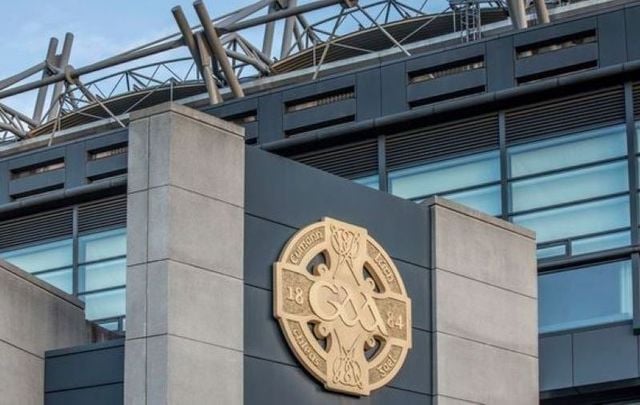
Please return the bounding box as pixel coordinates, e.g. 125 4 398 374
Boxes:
124 103 245 405
424 197 538 405
0 260 88 405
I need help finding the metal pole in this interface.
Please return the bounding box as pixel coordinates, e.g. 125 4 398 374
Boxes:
172 6 203 72
534 0 550 23
0 62 46 91
194 0 244 98
226 0 341 32
507 0 528 29
48 33 74 120
33 38 59 122
196 33 222 105
262 3 276 55
281 0 297 59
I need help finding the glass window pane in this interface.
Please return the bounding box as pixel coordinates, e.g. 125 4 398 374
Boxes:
389 151 499 200
508 125 627 178
82 288 126 321
510 161 628 213
79 258 126 293
79 228 126 263
97 320 119 331
539 261 633 333
1 239 72 273
353 175 379 190
35 268 73 294
442 185 502 216
537 245 566 260
571 231 631 256
513 196 630 243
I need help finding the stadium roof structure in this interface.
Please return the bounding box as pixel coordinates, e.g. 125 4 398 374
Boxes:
0 0 608 143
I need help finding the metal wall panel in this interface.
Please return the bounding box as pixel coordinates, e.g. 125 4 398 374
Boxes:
505 86 625 143
386 113 499 169
44 340 124 405
244 146 432 403
288 138 378 178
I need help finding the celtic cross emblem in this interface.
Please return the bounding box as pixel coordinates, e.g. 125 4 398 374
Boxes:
274 217 412 396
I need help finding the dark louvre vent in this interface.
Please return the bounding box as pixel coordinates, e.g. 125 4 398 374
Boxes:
0 207 73 249
634 82 640 119
288 139 378 178
506 86 625 143
386 114 499 169
78 195 127 234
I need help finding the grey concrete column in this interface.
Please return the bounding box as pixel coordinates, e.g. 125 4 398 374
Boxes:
424 197 538 405
124 103 245 405
0 260 88 405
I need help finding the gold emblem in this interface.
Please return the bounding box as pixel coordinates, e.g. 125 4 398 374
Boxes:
274 217 412 396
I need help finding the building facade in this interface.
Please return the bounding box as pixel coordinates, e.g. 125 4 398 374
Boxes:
1 0 640 403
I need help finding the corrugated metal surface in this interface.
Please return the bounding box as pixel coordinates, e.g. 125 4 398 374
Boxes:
506 86 625 143
386 113 499 169
634 82 640 118
78 195 127 234
0 207 73 249
289 139 378 178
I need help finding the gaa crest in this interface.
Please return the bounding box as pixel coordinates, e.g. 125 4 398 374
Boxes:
273 217 412 396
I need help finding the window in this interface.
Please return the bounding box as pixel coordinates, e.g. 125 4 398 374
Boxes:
539 260 632 333
77 228 126 329
388 150 501 215
508 125 630 258
1 239 73 293
0 226 126 332
353 174 379 190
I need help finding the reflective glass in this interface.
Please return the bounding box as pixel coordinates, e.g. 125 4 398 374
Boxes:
510 161 628 212
82 288 126 321
442 185 502 216
571 231 631 256
513 196 630 243
537 245 566 260
508 125 627 178
35 268 73 294
353 175 379 190
539 261 632 333
97 321 119 331
79 258 126 293
1 239 72 273
79 228 126 263
388 151 499 200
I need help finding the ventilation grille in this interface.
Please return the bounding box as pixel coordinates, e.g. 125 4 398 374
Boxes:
285 87 355 113
78 195 127 234
288 139 378 178
386 114 499 169
409 56 484 84
506 86 625 143
516 30 596 59
0 208 73 250
634 82 640 119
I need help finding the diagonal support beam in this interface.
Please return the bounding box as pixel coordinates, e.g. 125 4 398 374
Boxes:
194 0 245 98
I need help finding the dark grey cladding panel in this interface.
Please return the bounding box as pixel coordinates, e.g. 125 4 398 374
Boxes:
513 17 596 47
45 384 124 405
485 36 514 91
539 334 573 391
626 6 640 61
45 339 124 405
245 356 432 405
45 340 124 394
597 10 627 66
380 62 408 115
258 92 284 144
514 43 598 80
572 324 639 387
245 146 430 268
356 69 381 121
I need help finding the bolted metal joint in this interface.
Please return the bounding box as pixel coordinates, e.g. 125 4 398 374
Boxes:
341 0 358 8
